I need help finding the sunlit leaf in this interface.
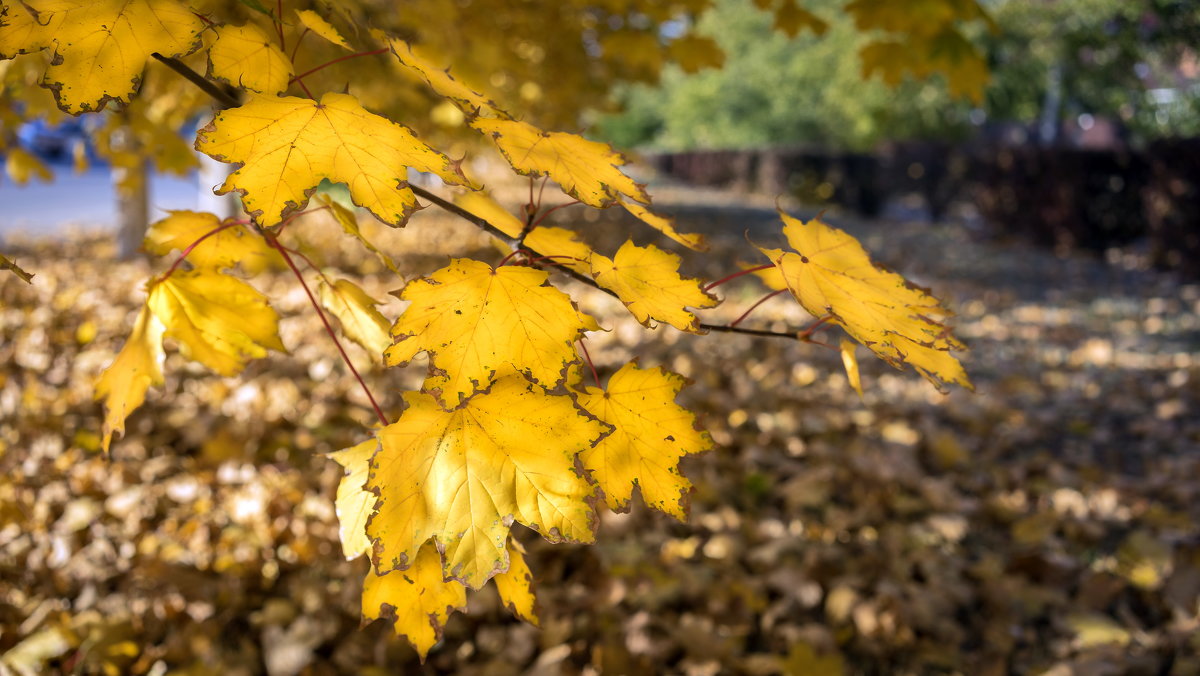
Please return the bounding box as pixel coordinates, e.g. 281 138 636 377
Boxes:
147 270 284 376
455 191 594 275
471 117 649 208
388 37 504 116
385 259 599 408
143 210 274 273
620 198 708 252
208 22 293 95
336 442 539 654
295 9 349 50
0 0 204 113
368 377 606 588
839 338 863 398
576 362 711 519
590 240 718 333
1068 613 1131 648
317 195 401 274
196 93 472 226
95 306 164 452
318 278 391 358
362 541 466 661
328 438 377 559
494 537 538 625
757 211 971 392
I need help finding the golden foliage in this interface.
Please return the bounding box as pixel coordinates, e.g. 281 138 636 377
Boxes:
0 0 203 113
757 211 971 392
576 362 711 519
385 259 599 408
196 93 472 226
367 377 606 588
590 240 718 333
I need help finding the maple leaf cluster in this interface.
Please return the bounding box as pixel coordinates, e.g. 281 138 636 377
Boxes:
0 0 974 659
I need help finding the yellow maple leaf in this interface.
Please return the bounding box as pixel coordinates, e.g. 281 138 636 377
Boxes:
590 240 718 333
667 34 725 73
362 541 466 660
847 0 987 36
368 377 606 588
4 147 52 185
329 441 469 659
388 38 505 117
773 0 829 37
317 278 391 357
839 338 864 398
471 117 649 208
756 211 971 392
746 260 787 291
924 28 989 103
317 195 401 274
620 198 708 252
494 537 539 625
95 305 165 452
0 252 34 283
143 210 274 273
576 362 712 520
0 0 204 113
294 9 349 50
455 191 594 275
600 29 664 79
207 22 293 95
385 259 599 408
328 438 377 559
147 270 285 377
196 93 472 227
359 535 535 659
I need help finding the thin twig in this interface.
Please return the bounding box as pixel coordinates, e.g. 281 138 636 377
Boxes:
703 263 775 292
578 339 601 388
798 315 833 341
289 47 389 84
160 221 243 280
698 324 797 339
531 200 581 228
290 28 310 62
731 289 787 328
275 0 286 52
267 234 389 427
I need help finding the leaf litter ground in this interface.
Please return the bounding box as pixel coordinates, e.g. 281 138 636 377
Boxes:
0 188 1198 675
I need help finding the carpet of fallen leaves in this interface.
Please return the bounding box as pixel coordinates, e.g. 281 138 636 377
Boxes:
1 188 1198 676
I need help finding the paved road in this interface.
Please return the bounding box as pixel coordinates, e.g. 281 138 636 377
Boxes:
0 165 211 239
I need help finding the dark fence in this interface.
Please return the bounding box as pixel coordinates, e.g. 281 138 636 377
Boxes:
643 140 1200 278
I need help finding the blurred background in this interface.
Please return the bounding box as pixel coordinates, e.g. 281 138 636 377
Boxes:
2 0 1199 674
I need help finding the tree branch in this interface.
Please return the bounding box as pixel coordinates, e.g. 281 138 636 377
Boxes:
157 63 812 343
409 184 520 249
151 53 240 109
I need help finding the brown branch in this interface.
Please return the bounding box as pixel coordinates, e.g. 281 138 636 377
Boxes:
289 47 390 84
158 62 813 344
151 53 240 109
409 184 520 249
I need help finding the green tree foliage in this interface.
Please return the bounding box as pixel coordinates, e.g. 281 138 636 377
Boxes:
604 0 1200 151
600 0 977 151
984 0 1200 139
